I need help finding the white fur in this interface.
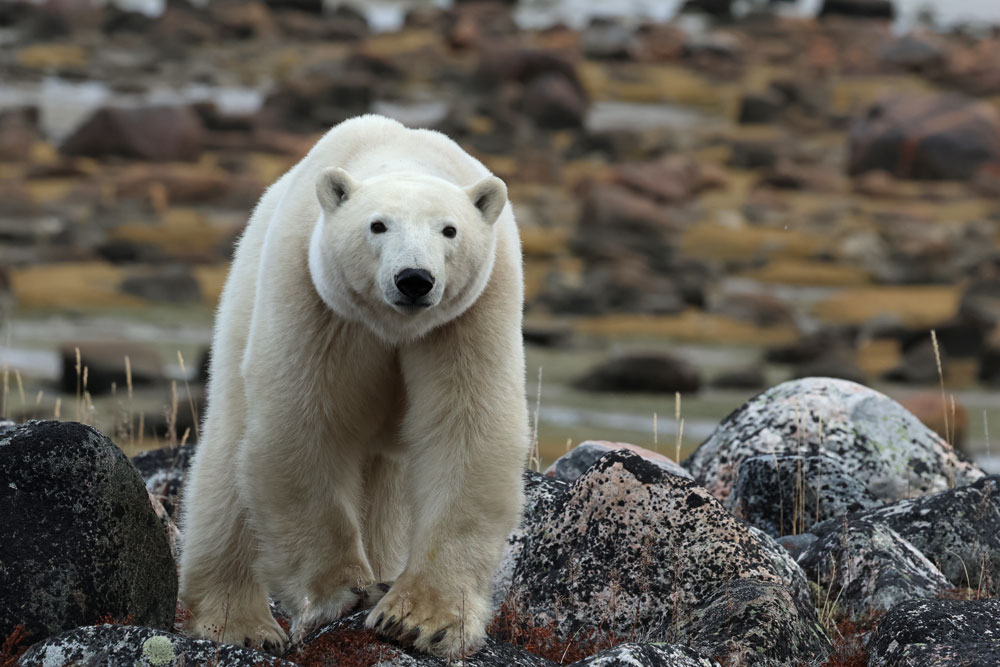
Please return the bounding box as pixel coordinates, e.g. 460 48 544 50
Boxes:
178 115 529 658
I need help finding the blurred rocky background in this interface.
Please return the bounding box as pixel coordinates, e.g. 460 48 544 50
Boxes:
0 0 998 471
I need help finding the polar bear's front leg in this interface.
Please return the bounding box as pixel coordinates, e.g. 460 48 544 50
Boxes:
367 319 529 659
238 426 376 641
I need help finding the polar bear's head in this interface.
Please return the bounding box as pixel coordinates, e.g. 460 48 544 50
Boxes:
308 167 508 344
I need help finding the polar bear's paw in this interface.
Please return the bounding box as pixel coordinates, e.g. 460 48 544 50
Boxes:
189 611 287 655
290 587 363 642
365 577 488 659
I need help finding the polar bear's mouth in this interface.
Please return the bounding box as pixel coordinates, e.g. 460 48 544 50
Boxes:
393 301 432 312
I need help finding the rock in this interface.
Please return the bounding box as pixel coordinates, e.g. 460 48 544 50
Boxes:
881 32 947 71
507 451 827 662
522 320 574 347
848 92 1000 181
0 421 177 645
476 47 583 96
757 161 844 192
59 341 163 396
683 378 984 504
867 598 1000 666
798 519 949 616
209 0 274 40
112 163 234 205
20 624 292 666
60 106 204 162
260 64 374 131
494 471 568 610
737 90 784 125
131 443 195 520
811 476 1000 589
873 641 1000 666
727 139 780 168
290 609 553 666
612 155 726 204
574 352 701 394
545 441 692 484
959 277 1000 328
681 0 734 17
580 18 636 61
899 392 968 450
447 3 518 50
883 339 943 384
730 454 883 537
818 0 894 19
710 291 794 327
775 533 818 560
568 643 719 666
981 326 1000 384
522 72 588 129
538 264 686 316
575 183 681 258
765 330 851 364
120 266 203 304
709 366 766 390
673 579 829 664
0 107 40 161
792 351 867 385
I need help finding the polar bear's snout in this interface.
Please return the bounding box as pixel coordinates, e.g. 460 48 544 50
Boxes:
394 268 435 305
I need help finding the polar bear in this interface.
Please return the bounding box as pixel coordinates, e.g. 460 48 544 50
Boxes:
178 115 529 658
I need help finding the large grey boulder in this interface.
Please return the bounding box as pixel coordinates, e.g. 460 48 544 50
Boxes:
672 579 829 663
506 450 830 665
730 453 883 537
19 624 292 666
684 378 983 508
810 475 1000 589
797 519 949 616
868 598 1000 666
0 421 177 645
567 643 719 666
545 441 692 484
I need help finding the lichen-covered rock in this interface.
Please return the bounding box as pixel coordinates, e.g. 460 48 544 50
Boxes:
797 519 949 617
0 421 177 645
566 642 719 666
131 442 195 519
289 610 555 666
19 624 293 666
508 451 825 663
872 641 1000 666
684 378 983 506
868 598 1000 666
811 476 1000 589
730 454 883 537
545 441 692 484
494 471 569 609
673 579 830 664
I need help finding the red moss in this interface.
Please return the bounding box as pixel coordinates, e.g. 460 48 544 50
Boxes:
95 612 136 625
1 624 31 667
290 627 401 667
487 601 620 664
173 601 193 633
821 612 881 667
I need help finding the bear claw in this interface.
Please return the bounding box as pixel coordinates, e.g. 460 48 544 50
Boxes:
373 612 385 629
429 629 447 644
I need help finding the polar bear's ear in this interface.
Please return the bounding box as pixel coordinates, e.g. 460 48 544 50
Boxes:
316 167 360 212
466 176 507 226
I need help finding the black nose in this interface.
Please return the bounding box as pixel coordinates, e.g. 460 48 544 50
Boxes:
395 268 435 300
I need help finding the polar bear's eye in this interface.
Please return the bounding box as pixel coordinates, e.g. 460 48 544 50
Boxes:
442 225 457 239
370 221 387 234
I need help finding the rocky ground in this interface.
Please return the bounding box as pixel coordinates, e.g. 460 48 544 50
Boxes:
2 377 998 665
0 0 999 464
